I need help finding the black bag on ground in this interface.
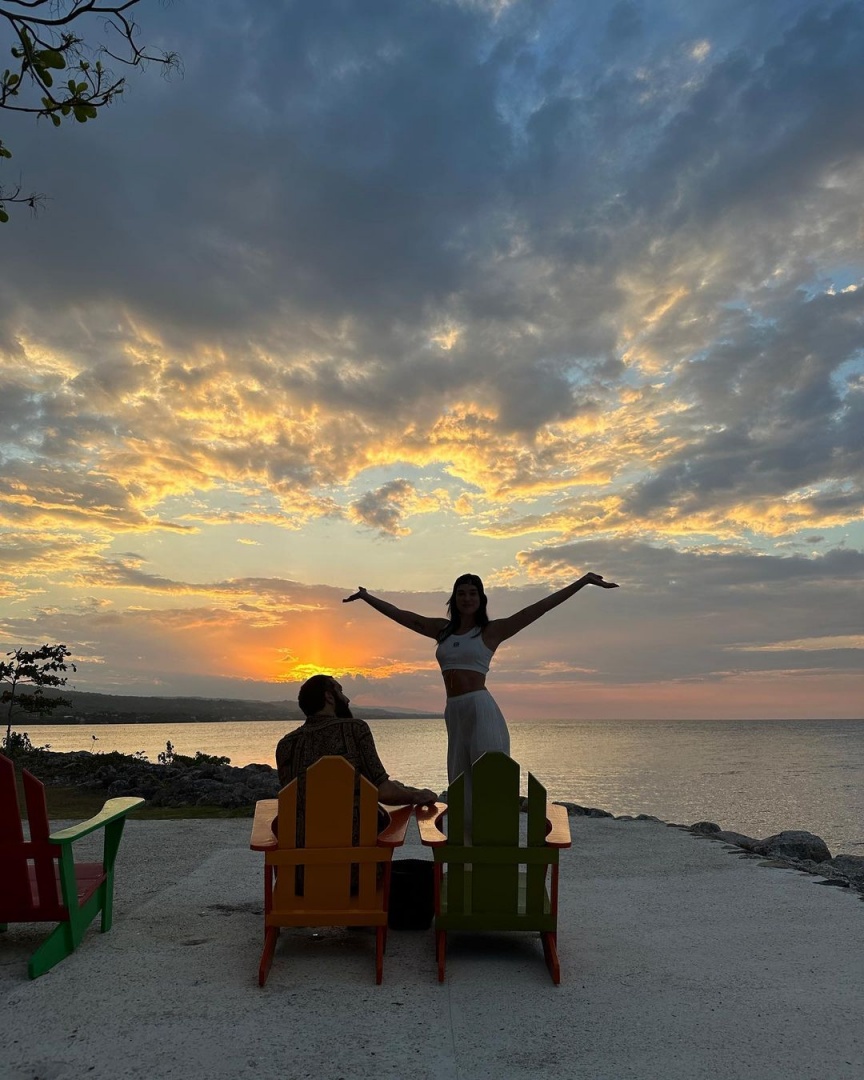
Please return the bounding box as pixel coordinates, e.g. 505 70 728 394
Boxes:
388 858 434 930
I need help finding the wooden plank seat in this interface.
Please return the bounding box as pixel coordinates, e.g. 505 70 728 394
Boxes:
250 755 412 985
0 753 144 978
417 751 572 984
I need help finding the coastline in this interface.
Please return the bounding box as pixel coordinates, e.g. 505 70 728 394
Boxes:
9 746 864 897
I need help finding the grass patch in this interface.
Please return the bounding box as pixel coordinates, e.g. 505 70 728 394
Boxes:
130 805 253 820
16 778 253 821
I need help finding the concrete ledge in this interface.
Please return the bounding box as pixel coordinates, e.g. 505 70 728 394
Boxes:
1 817 863 1080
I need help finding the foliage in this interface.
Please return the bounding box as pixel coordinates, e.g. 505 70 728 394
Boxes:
0 1 178 221
3 728 39 754
158 740 231 767
1 643 76 750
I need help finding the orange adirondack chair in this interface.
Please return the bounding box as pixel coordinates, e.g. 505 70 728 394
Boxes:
0 753 144 978
249 755 412 986
417 752 572 984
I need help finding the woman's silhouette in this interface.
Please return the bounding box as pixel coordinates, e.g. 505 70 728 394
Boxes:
344 571 618 789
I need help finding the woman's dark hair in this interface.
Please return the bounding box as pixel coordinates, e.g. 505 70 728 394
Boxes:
438 573 489 642
297 674 334 718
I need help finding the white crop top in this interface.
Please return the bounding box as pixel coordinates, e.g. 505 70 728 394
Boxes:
435 630 494 674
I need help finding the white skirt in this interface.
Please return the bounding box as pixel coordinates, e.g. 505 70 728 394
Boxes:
444 688 510 783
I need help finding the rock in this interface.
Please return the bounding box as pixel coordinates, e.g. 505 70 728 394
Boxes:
690 821 721 834
557 802 614 818
751 830 832 863
13 746 282 810
714 830 757 850
828 855 864 886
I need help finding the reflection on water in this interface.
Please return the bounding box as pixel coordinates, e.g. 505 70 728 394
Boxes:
23 717 864 854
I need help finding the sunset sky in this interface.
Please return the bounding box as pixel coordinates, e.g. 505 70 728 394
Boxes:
0 0 862 720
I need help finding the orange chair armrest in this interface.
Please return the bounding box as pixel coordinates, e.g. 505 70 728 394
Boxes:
377 803 412 847
416 802 448 846
546 803 572 848
250 799 279 850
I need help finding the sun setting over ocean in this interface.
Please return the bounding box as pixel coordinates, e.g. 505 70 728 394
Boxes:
1 0 861 725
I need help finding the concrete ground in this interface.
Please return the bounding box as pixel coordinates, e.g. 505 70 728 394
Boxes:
1 815 862 1080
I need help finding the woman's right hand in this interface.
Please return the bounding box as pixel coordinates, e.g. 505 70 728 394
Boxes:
343 586 368 603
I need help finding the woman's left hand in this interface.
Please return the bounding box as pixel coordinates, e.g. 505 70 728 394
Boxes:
581 572 618 588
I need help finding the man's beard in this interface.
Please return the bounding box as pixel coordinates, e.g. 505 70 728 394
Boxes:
334 699 354 719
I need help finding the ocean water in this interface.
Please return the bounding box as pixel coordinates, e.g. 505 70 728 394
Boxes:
23 717 864 855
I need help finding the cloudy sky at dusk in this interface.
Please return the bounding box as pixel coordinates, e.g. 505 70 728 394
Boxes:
1 0 862 720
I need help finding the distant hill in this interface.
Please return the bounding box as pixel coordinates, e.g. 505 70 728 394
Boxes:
24 690 442 724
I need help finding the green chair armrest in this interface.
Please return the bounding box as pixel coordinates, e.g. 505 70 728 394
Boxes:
416 802 448 846
49 797 145 844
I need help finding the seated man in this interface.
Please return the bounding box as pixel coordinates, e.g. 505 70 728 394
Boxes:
276 673 437 807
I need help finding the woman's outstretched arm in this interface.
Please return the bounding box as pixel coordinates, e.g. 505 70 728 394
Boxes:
343 586 446 639
485 573 619 647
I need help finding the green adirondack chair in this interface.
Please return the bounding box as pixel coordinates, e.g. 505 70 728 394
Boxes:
0 753 144 978
417 751 572 984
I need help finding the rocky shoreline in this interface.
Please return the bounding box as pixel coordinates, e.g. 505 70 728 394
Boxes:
11 748 864 898
557 800 864 898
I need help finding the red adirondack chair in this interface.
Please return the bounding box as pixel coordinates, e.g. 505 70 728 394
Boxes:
0 753 144 978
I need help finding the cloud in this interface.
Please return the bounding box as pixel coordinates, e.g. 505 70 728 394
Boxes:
0 1 862 716
348 478 449 536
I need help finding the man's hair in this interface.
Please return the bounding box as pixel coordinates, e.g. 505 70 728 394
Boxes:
297 674 334 718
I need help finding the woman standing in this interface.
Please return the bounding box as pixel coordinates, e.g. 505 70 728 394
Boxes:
343 572 618 789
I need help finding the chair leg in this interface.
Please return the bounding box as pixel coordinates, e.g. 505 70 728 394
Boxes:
436 930 447 983
541 931 560 985
258 927 279 987
375 927 384 985
27 920 76 980
100 880 114 932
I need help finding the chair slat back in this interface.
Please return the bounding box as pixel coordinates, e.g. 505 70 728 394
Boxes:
272 756 383 913
444 752 556 920
524 772 550 916
0 756 62 919
23 769 62 910
468 753 521 914
0 753 24 845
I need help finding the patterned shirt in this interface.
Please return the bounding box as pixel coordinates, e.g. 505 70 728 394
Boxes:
275 715 389 790
274 715 390 891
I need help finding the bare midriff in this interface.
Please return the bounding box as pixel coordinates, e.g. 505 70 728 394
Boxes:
442 668 487 698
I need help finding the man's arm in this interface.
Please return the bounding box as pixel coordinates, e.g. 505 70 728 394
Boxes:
378 778 438 806
343 586 446 639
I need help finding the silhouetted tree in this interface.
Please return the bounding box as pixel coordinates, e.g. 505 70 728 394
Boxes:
1 1 178 221
1 643 76 749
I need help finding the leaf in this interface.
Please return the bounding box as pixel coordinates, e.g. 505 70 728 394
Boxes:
42 70 54 88
41 50 66 70
0 209 9 224
50 113 61 127
72 105 89 122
